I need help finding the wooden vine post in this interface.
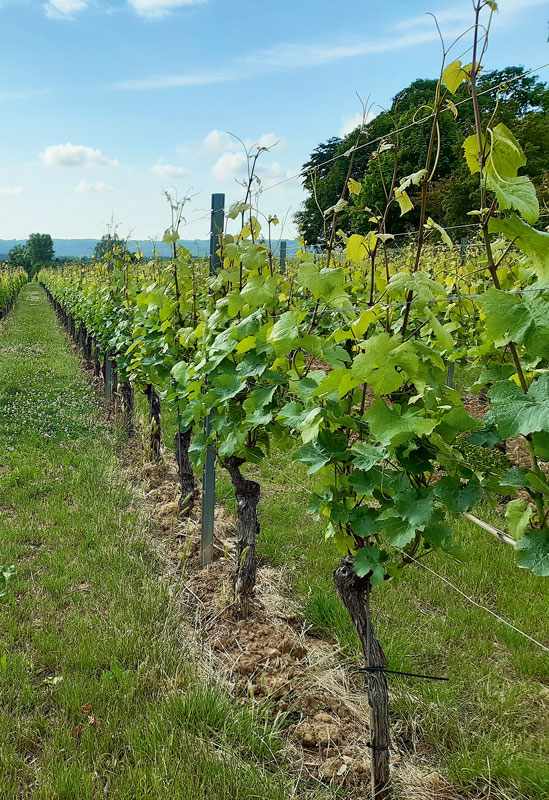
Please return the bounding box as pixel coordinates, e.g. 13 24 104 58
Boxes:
200 192 225 566
174 427 195 516
145 384 162 459
223 456 260 619
333 556 391 799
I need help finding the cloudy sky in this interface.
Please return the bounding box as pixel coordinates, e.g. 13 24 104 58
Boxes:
0 0 547 242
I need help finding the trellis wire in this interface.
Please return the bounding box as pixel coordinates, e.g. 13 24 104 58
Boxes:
252 456 549 655
175 62 549 233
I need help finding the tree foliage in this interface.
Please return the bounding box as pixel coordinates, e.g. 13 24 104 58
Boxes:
93 233 130 260
296 68 549 245
9 234 54 278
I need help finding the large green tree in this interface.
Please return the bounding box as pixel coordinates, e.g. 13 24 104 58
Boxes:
8 244 32 271
295 67 549 245
93 233 130 260
9 234 54 277
27 233 55 276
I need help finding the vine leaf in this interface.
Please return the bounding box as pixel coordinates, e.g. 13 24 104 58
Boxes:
394 187 413 215
354 546 387 585
488 214 549 280
433 476 482 512
484 124 538 224
351 333 420 395
426 217 453 248
442 59 473 94
489 374 549 439
365 400 437 446
351 442 387 471
505 498 533 539
477 288 549 357
514 529 549 576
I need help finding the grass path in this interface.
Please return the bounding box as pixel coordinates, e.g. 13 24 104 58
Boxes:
0 284 318 800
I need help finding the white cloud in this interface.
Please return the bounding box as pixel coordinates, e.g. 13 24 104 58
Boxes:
117 28 444 91
116 70 232 90
128 0 206 19
397 0 548 34
75 180 116 193
339 111 375 137
0 186 24 197
211 152 247 182
203 129 284 154
251 30 442 71
149 163 190 177
40 142 119 168
262 161 283 178
0 88 50 102
44 0 87 19
203 129 235 153
257 132 283 150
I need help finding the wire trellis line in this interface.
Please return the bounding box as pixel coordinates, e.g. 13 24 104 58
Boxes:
248 452 549 655
175 62 549 233
386 541 549 654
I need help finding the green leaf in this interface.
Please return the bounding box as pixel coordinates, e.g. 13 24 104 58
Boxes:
395 489 434 528
484 124 539 224
351 333 419 395
381 514 417 547
299 407 324 443
463 133 484 175
244 385 277 413
240 275 278 307
350 507 380 538
486 173 539 224
394 188 413 215
268 311 301 344
298 263 346 302
346 234 368 264
488 215 549 280
349 470 378 496
514 529 549 576
354 546 387 585
500 467 529 488
236 352 267 378
489 375 549 439
348 177 362 196
365 400 437 447
313 368 357 399
433 476 483 512
351 442 387 471
210 372 247 402
172 360 189 386
505 498 533 539
293 442 330 474
531 431 549 460
477 288 549 357
426 217 453 248
277 401 308 429
423 520 453 550
442 59 471 94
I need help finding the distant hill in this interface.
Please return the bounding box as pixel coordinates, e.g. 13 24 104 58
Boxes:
0 238 300 261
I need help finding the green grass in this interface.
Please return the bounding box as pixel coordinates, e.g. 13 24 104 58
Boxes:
143 375 549 799
0 284 328 800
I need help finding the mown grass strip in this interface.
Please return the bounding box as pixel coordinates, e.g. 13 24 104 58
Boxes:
0 285 325 800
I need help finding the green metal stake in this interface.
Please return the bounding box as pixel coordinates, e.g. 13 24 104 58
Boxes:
280 240 287 274
105 353 112 401
201 192 225 567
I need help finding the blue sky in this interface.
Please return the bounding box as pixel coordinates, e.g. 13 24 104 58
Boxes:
0 0 547 242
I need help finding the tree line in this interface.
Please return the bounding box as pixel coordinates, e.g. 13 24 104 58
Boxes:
295 66 549 246
7 233 133 276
